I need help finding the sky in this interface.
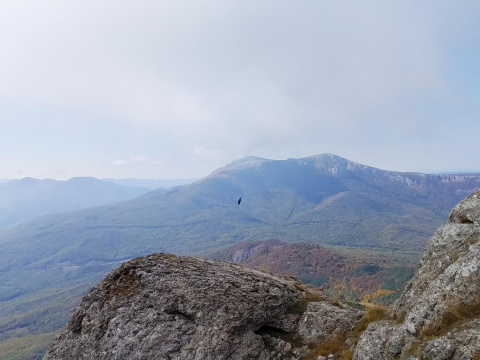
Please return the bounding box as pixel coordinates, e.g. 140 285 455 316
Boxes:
0 1 479 180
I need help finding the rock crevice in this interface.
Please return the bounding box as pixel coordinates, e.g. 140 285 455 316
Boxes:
354 191 480 359
44 254 361 359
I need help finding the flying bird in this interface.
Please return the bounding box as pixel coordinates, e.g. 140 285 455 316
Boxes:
237 197 242 205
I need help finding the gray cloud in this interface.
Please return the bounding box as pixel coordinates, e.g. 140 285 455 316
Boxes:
0 0 479 178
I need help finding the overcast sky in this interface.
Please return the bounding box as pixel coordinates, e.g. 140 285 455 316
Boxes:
0 1 479 179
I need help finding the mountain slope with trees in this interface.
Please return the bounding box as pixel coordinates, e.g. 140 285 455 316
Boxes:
209 239 415 304
0 153 479 358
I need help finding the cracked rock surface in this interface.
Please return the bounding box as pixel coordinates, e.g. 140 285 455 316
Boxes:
44 254 361 359
354 191 480 360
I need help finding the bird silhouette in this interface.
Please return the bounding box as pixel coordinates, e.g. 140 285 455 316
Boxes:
237 197 242 205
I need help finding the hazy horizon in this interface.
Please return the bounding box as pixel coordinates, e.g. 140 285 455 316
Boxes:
0 153 479 181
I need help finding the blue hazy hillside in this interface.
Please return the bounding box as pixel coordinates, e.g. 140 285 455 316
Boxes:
0 153 480 358
2 154 480 265
101 178 197 189
0 177 152 229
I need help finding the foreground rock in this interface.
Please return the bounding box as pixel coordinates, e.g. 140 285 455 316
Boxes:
44 254 362 359
354 190 480 359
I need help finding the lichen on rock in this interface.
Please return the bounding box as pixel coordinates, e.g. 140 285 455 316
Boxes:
354 190 480 359
44 253 361 359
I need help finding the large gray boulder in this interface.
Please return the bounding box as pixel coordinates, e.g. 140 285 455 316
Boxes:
44 253 362 359
354 190 480 359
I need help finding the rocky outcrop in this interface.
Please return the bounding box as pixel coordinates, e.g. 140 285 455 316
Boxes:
44 254 362 360
354 190 480 359
44 191 480 360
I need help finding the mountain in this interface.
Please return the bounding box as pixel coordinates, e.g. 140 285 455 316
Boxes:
43 191 480 359
3 153 479 258
0 177 151 228
209 240 416 303
101 178 198 189
1 153 480 357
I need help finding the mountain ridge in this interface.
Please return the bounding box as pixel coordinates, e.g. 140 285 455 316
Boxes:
1 154 480 358
1 153 479 262
101 178 197 189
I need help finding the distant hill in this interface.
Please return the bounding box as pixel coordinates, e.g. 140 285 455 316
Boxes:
0 177 151 228
209 239 415 303
101 178 197 189
1 153 480 356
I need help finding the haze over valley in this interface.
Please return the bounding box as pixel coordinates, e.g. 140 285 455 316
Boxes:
0 154 479 358
1 1 480 358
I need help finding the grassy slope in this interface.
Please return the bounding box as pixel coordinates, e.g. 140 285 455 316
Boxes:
0 332 58 360
0 271 111 359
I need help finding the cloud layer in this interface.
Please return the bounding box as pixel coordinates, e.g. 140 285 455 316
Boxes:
1 1 479 179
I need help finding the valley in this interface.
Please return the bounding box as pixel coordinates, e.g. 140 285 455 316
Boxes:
0 154 479 358
209 239 416 304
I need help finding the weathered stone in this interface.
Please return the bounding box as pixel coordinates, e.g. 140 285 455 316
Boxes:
298 301 362 343
44 254 361 360
354 190 480 359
